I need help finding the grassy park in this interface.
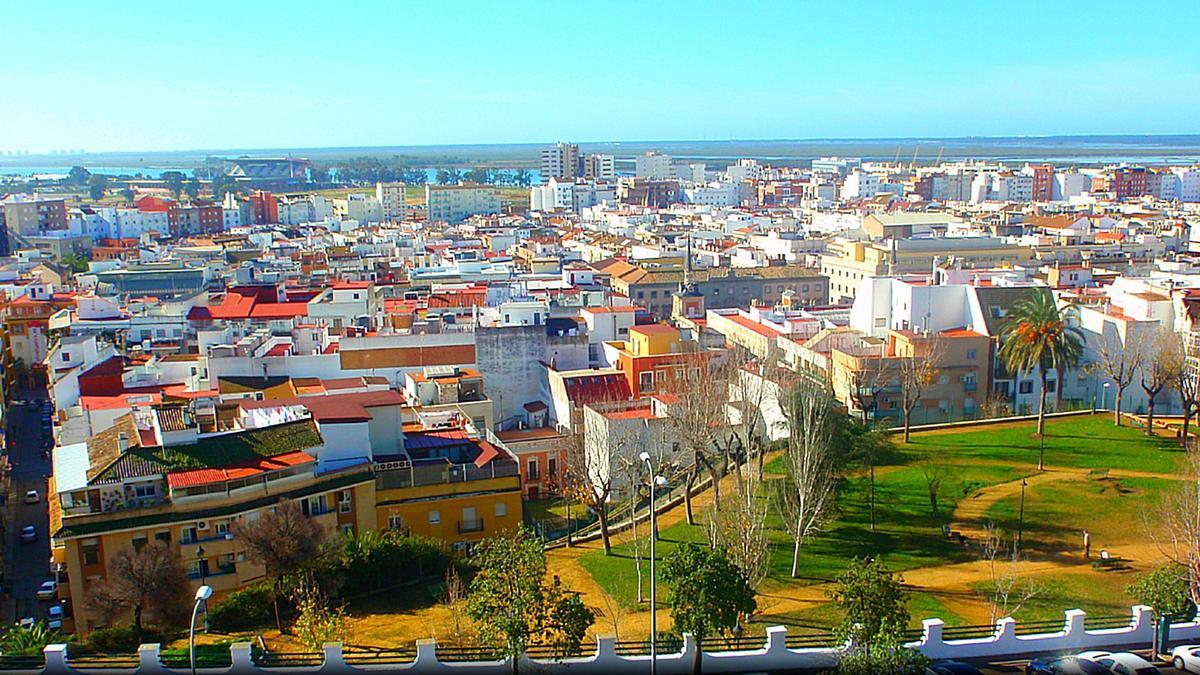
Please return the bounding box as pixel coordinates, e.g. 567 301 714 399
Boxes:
571 414 1185 633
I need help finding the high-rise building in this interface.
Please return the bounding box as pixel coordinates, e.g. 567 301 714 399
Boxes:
583 154 615 181
375 181 408 221
540 142 583 182
634 151 673 180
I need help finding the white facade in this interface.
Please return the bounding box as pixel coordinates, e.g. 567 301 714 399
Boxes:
1174 168 1200 202
635 152 673 180
1052 172 1091 202
375 182 408 221
841 170 882 199
425 186 501 223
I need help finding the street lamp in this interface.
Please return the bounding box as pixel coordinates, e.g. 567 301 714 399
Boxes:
190 585 213 675
1103 382 1111 412
640 451 668 675
1017 478 1028 552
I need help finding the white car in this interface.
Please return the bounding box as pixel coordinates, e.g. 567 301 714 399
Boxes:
24 490 39 504
36 580 57 601
1078 650 1160 675
46 605 62 630
1173 645 1200 673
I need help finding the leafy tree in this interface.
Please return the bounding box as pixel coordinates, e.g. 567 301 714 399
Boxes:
184 177 202 200
288 573 346 651
465 167 492 184
162 171 186 199
662 543 756 670
67 165 91 186
120 186 135 202
87 542 190 642
0 622 68 656
232 500 326 632
87 174 109 200
998 290 1084 466
308 165 331 184
466 527 594 672
827 558 912 660
1127 563 1193 620
401 168 428 185
60 253 89 274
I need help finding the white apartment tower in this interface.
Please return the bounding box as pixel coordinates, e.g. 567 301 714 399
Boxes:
375 182 407 221
541 142 583 182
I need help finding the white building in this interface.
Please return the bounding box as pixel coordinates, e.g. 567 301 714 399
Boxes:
376 182 408 221
343 194 383 223
1173 167 1200 202
584 154 615 181
841 170 882 200
1052 172 1091 202
425 185 501 223
682 182 738 207
635 152 673 180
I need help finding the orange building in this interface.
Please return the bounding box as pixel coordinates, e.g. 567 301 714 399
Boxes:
607 324 709 398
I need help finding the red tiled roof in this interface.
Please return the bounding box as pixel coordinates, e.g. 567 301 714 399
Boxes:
187 286 308 321
562 373 631 405
238 389 406 423
167 450 315 489
264 343 292 357
725 313 782 339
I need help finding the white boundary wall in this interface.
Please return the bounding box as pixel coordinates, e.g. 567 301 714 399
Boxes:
28 606 1200 675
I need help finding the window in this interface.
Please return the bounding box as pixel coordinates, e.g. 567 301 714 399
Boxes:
1046 379 1057 393
428 510 441 525
874 317 887 328
215 521 229 536
639 371 655 392
939 375 949 385
548 457 557 478
387 512 404 530
82 540 100 566
132 484 156 498
650 290 658 299
155 530 171 544
338 489 352 513
495 502 508 518
1019 380 1033 394
527 458 539 481
62 352 70 363
131 536 148 552
967 349 976 360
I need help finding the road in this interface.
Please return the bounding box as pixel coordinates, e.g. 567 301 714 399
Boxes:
5 395 53 624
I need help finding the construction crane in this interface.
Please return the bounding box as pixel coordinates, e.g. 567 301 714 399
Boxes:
934 145 944 165
910 144 921 171
893 146 902 167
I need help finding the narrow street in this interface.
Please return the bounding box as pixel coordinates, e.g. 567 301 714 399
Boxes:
4 393 54 624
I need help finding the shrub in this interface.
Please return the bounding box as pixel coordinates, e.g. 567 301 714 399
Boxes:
331 531 454 599
82 624 163 653
208 582 280 632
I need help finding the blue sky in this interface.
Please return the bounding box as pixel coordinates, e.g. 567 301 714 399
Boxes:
1 0 1197 152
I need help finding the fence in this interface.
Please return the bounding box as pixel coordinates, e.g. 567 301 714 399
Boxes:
23 606 1200 675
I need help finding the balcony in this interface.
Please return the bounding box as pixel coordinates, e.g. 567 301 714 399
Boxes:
964 381 977 392
457 518 485 534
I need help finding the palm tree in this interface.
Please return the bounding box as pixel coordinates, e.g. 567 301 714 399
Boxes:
998 290 1084 470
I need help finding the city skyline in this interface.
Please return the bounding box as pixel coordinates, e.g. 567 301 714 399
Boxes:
2 0 1198 153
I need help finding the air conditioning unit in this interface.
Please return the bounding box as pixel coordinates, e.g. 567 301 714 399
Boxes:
236 552 246 562
197 521 210 531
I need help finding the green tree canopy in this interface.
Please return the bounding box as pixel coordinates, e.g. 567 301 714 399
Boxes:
466 527 594 668
87 174 109 200
662 543 757 641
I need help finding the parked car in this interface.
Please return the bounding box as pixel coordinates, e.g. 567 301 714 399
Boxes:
1172 645 1200 674
1077 650 1160 674
20 526 37 543
36 580 57 601
24 490 39 504
927 660 985 675
1026 656 1110 675
46 605 62 630
17 617 35 629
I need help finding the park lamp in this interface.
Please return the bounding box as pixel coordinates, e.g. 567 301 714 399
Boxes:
190 585 213 675
639 451 668 675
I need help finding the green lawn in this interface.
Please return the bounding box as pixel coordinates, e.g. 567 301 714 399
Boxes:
574 414 1183 629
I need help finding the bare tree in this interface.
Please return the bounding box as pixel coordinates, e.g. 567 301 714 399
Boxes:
1093 330 1145 426
978 524 1041 624
706 457 771 593
775 376 837 578
617 453 649 603
1142 328 1184 434
87 541 190 642
919 457 953 518
659 350 725 526
1173 331 1200 448
1148 450 1200 606
442 566 469 646
561 415 619 552
233 500 326 632
846 355 892 426
899 336 944 442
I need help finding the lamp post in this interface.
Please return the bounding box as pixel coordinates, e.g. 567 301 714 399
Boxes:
190 585 213 675
1017 478 1027 552
1103 381 1112 418
195 545 208 631
640 452 668 675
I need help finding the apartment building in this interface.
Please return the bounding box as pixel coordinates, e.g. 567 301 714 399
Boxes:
375 182 408 221
541 142 583 181
425 185 501 223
